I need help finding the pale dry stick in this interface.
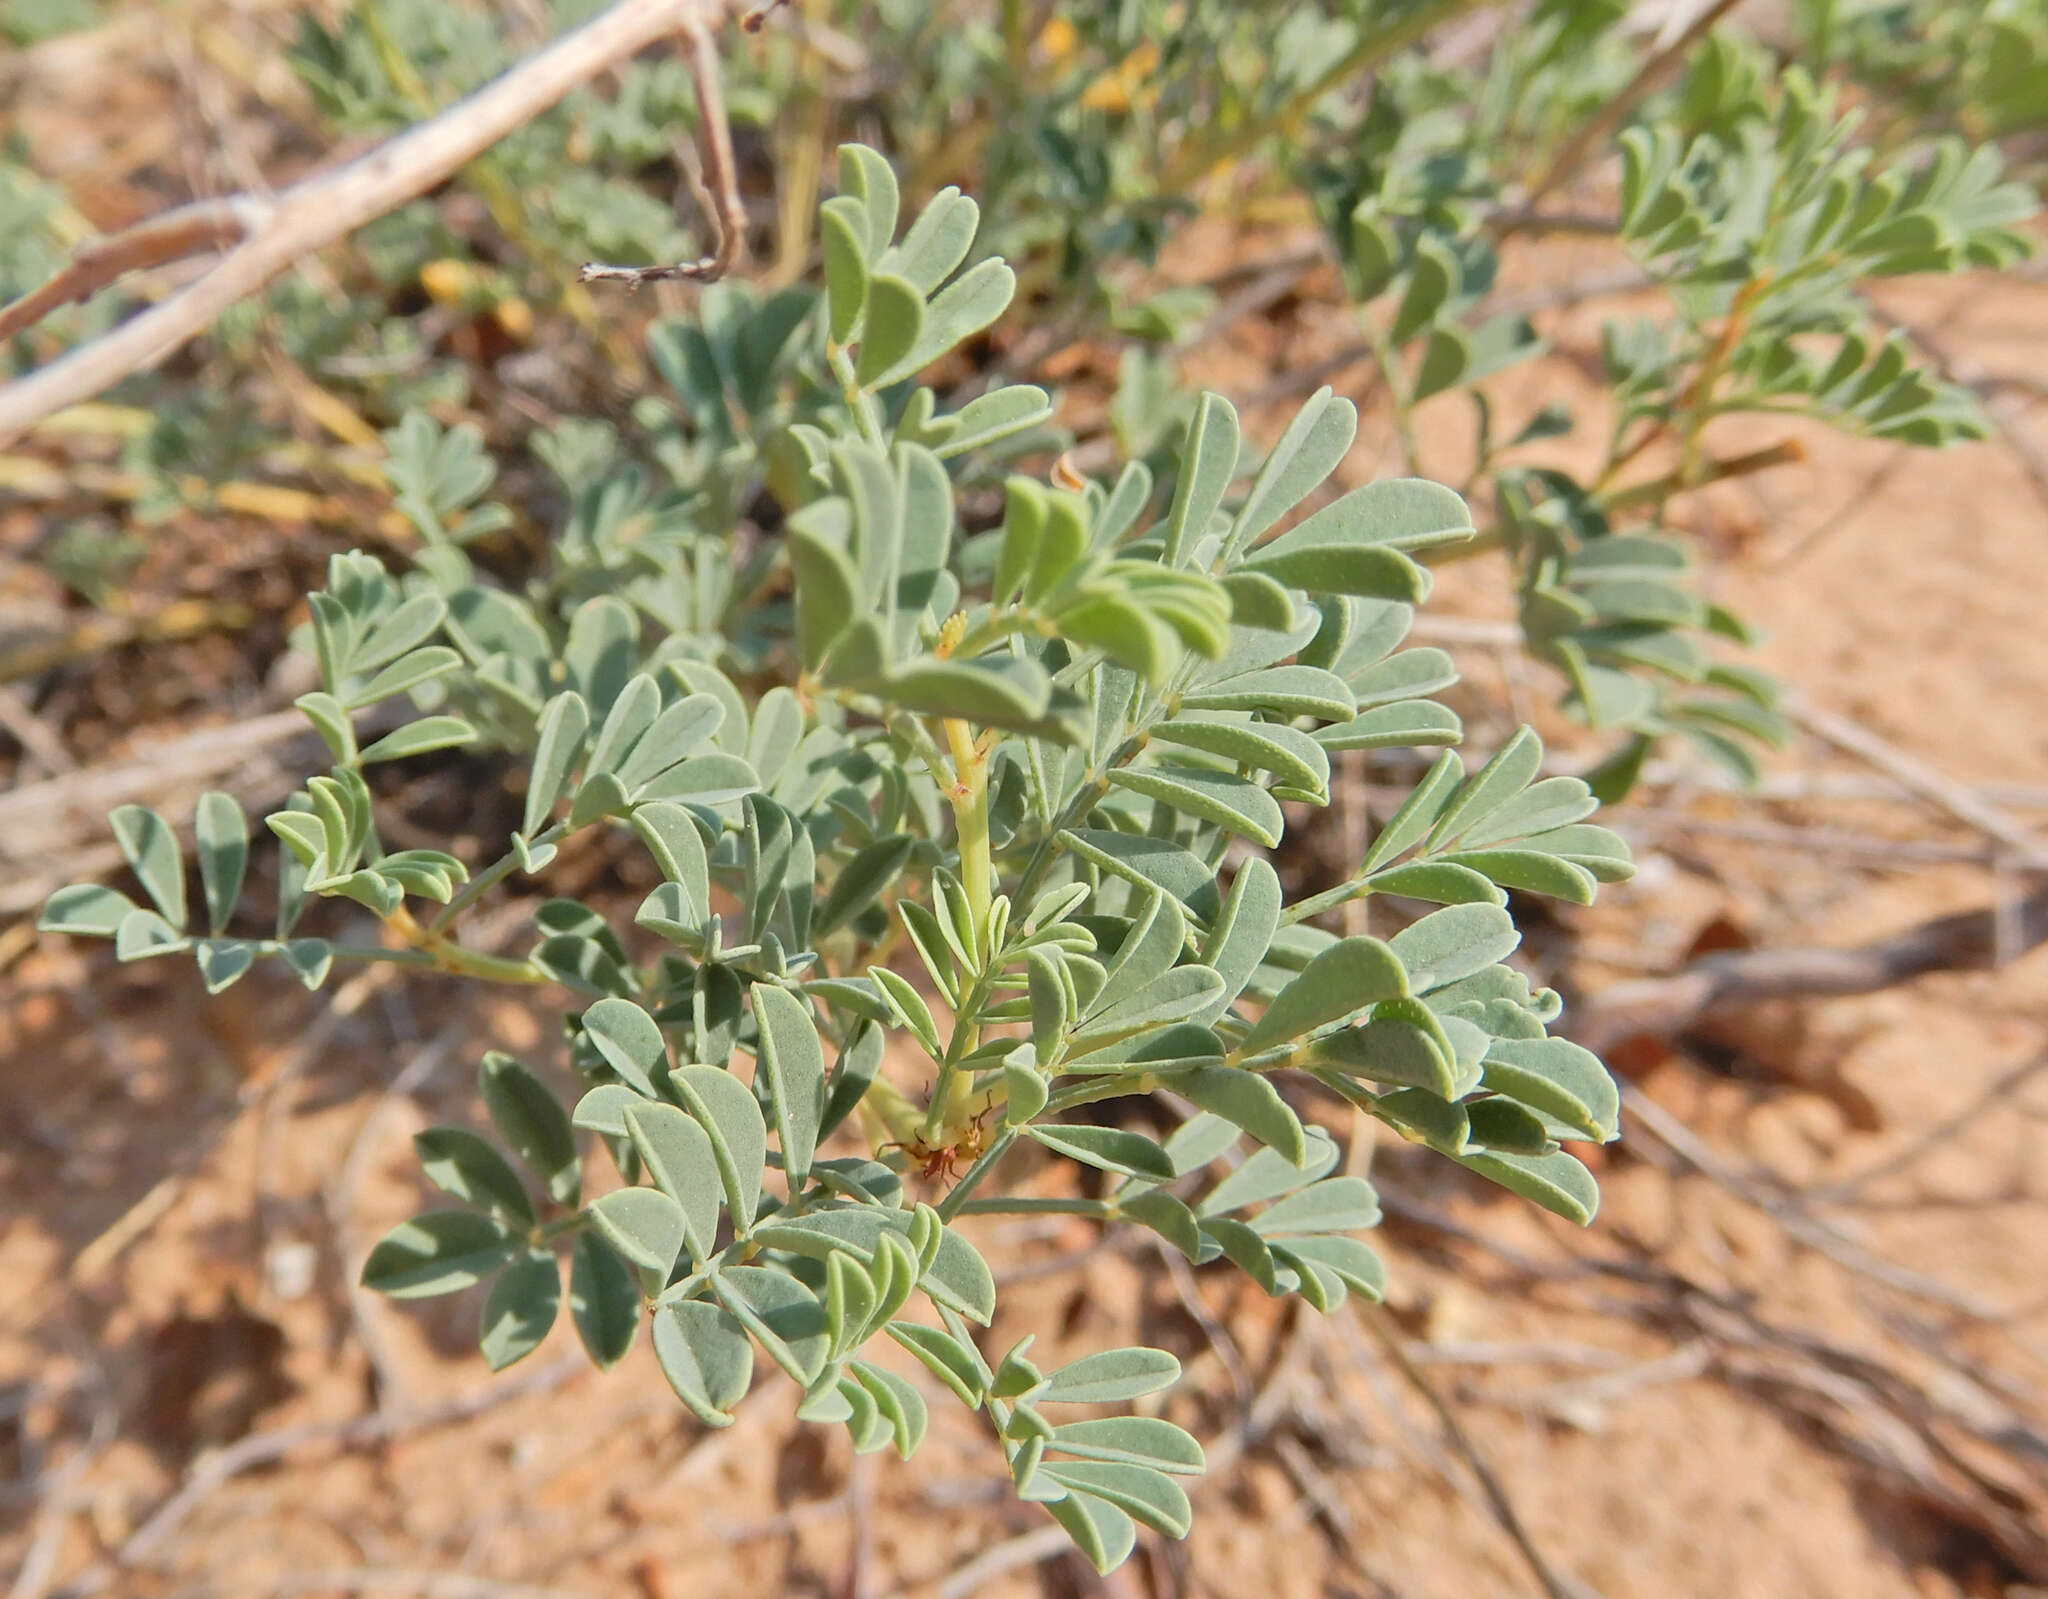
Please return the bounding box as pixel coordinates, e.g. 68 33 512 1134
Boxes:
0 0 756 444
1604 809 2018 869
1566 881 2048 1052
9 1359 119 1599
926 1525 1074 1599
1475 1339 1713 1433
1271 1431 1356 1544
576 20 744 287
1154 1237 1255 1413
0 200 259 345
0 684 77 777
1769 442 1913 570
1791 698 2048 874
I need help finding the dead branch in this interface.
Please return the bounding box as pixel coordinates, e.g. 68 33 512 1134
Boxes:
1567 881 2048 1058
1620 1084 2011 1320
0 0 754 445
577 22 746 286
1791 699 2048 872
0 200 259 345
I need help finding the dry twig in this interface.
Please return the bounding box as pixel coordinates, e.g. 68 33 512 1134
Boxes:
1567 883 2048 1058
0 0 759 444
1790 698 2048 873
575 20 746 287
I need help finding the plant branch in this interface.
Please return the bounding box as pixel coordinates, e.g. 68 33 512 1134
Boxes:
0 0 753 444
0 200 261 345
1599 435 1807 514
577 18 748 285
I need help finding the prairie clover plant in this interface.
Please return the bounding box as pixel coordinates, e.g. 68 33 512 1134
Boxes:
44 148 1635 1573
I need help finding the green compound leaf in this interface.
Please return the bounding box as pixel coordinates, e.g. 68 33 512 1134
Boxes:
625 1103 722 1262
1043 1461 1194 1540
586 1187 687 1275
1480 1036 1620 1142
1386 903 1521 994
1105 765 1283 848
358 716 478 764
1453 1147 1602 1226
715 1265 832 1385
1163 392 1241 566
193 791 247 937
887 1320 989 1406
851 1361 929 1458
40 883 140 937
1039 1346 1181 1404
853 273 925 387
1050 1416 1206 1475
1239 936 1407 1055
1029 1124 1176 1181
1174 1066 1306 1164
821 196 870 343
816 834 914 938
1227 386 1357 553
1047 1491 1138 1576
581 997 668 1097
668 1064 769 1231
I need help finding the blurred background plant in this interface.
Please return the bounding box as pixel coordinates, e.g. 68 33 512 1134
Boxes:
3 0 2038 786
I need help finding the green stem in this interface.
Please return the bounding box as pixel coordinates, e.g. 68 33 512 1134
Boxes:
1001 0 1029 74
829 346 888 447
944 719 993 940
325 937 541 985
1671 274 1770 495
428 821 566 937
953 1195 1110 1217
1281 875 1374 926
